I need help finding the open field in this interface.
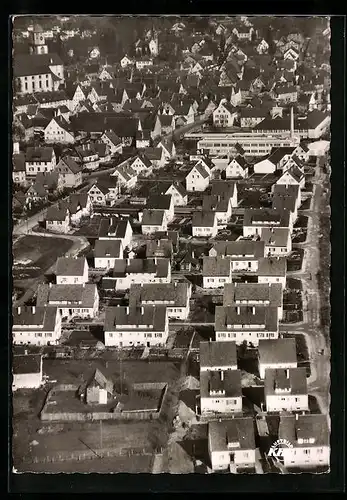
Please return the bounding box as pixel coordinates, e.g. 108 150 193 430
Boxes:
12 235 73 280
22 453 153 473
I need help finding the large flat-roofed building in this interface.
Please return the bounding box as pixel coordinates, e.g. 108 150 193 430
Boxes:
189 132 300 157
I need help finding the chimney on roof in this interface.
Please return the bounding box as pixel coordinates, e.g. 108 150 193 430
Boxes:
49 282 52 288
237 306 240 315
285 369 290 379
220 370 224 381
295 413 299 421
17 306 21 315
32 306 36 314
252 306 255 315
141 306 144 314
126 306 129 314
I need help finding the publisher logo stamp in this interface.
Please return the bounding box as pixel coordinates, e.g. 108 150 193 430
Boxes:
267 438 293 462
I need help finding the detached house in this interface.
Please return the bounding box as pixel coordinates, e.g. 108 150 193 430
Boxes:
128 155 153 177
186 163 210 192
257 257 287 288
55 156 82 188
94 239 123 269
215 305 279 346
278 414 330 469
98 218 133 249
87 178 119 207
55 256 89 285
145 194 174 223
44 115 75 144
100 130 123 155
141 209 168 235
12 354 43 390
112 165 137 190
264 367 309 413
258 338 297 379
275 85 298 104
25 146 56 177
261 227 292 257
13 152 27 186
232 26 254 41
159 181 188 206
36 283 99 319
202 195 232 227
104 305 169 348
12 306 62 346
213 101 237 128
203 256 232 289
209 240 265 273
192 211 218 238
200 341 237 372
102 258 171 291
240 108 268 128
200 369 242 415
226 156 249 179
276 166 305 190
243 208 291 237
208 418 256 472
129 282 192 320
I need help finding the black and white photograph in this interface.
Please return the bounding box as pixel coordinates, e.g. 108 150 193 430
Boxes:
11 15 331 475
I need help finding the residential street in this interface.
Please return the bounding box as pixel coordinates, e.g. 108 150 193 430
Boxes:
283 157 330 415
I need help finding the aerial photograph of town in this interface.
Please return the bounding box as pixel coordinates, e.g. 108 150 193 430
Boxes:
11 15 331 475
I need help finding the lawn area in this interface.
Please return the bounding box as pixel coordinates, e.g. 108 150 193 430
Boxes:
189 297 215 323
294 215 309 229
43 359 181 386
286 277 303 290
300 196 312 210
174 328 194 348
282 333 310 376
12 235 73 280
286 248 304 272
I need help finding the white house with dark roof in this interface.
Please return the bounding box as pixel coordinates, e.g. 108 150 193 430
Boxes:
261 227 292 256
203 257 232 289
45 205 70 233
146 239 173 260
87 178 119 206
112 165 137 190
258 338 297 379
232 26 254 41
265 367 309 412
100 130 123 155
36 283 99 319
257 257 287 287
14 52 65 95
240 108 268 128
272 182 302 210
104 305 169 347
215 305 279 346
186 163 210 192
141 209 168 235
12 354 43 390
200 369 242 415
210 180 238 208
44 115 75 144
129 282 192 320
55 256 89 285
278 414 330 468
226 156 249 179
98 218 133 248
94 239 123 269
212 101 237 128
202 195 232 227
223 282 283 321
145 194 174 223
127 155 153 176
25 146 56 176
103 258 171 291
13 152 27 186
55 156 82 188
243 208 291 238
192 211 218 238
159 182 188 206
12 306 62 345
209 240 265 273
199 341 237 372
276 165 305 189
208 418 256 472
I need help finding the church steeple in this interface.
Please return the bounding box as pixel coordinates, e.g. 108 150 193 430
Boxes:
29 24 48 55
